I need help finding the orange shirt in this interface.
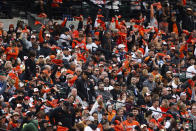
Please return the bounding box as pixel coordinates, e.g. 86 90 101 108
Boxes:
160 106 168 113
107 110 116 122
122 120 140 131
72 30 79 39
97 123 103 131
160 106 169 118
5 47 19 60
57 125 69 131
69 75 77 87
113 124 124 131
148 128 153 131
173 23 178 34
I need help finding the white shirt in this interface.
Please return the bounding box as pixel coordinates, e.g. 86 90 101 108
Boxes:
85 126 101 131
116 99 126 109
149 106 162 120
63 55 71 61
132 53 142 63
84 126 93 131
58 34 71 46
86 43 98 52
186 65 196 78
104 86 114 91
105 1 120 10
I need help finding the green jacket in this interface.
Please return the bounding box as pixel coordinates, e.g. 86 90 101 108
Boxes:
22 120 39 131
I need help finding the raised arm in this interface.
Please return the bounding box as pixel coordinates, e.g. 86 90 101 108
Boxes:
39 26 44 43
61 17 67 27
115 16 120 29
150 4 154 19
77 16 84 30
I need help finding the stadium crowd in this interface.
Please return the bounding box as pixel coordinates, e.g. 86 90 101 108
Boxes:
0 0 196 131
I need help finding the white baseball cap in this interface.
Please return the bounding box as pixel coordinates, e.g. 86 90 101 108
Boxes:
118 44 125 49
31 35 36 39
180 92 186 96
34 88 39 92
46 34 51 37
17 104 22 108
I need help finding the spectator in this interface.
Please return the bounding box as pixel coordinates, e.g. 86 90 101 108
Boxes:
49 101 75 129
121 113 140 131
22 112 39 131
86 37 98 52
186 63 196 78
189 103 196 130
75 71 96 103
143 74 156 92
0 1 195 130
58 27 71 47
23 50 36 80
149 99 162 120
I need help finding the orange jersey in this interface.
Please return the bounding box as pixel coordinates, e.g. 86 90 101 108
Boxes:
72 30 79 39
72 40 87 50
122 120 140 131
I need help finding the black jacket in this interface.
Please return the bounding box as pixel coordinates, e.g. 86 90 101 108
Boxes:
135 114 147 125
178 5 194 32
39 47 52 57
110 89 121 101
49 107 75 129
75 77 96 102
161 64 169 78
137 96 152 107
23 58 36 80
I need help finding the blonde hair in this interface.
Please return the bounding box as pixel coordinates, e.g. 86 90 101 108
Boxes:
4 61 12 70
177 100 182 106
142 69 148 76
179 103 186 112
161 99 169 108
141 87 150 97
36 58 46 65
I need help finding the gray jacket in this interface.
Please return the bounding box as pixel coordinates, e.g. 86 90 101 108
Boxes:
22 35 32 49
143 80 156 91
